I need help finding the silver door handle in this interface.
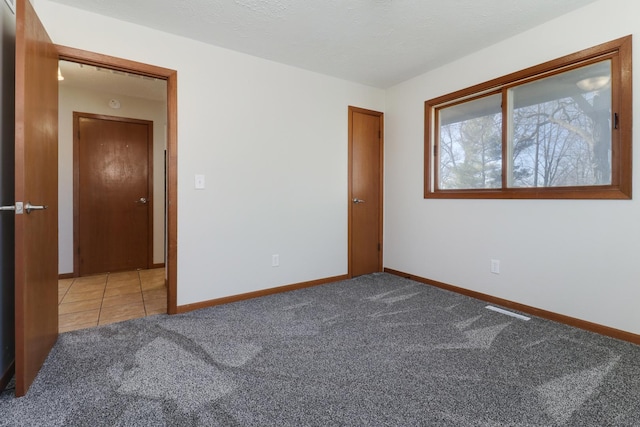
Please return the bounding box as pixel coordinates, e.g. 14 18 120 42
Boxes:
25 202 47 214
0 202 23 214
352 198 366 204
136 197 148 204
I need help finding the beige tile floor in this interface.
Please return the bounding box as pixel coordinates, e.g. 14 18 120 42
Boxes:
58 268 167 333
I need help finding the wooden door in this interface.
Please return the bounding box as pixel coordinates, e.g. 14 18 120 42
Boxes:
14 0 59 397
75 113 152 276
349 106 383 277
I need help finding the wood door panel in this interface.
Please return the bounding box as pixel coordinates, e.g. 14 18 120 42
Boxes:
14 0 59 396
349 107 383 277
77 115 151 275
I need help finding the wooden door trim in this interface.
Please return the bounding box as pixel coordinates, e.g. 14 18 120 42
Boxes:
57 45 178 315
348 106 384 278
73 112 154 275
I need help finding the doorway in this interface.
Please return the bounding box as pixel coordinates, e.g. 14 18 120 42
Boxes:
57 46 178 315
348 106 383 277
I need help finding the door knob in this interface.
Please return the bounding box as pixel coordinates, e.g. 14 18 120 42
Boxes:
1 202 46 214
136 197 148 204
25 202 47 214
353 198 366 204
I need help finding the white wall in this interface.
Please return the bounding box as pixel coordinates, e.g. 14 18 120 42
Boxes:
40 0 640 337
35 0 385 305
385 0 640 335
58 85 167 273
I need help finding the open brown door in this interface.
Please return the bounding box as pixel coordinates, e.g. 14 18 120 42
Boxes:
14 0 58 396
349 106 383 277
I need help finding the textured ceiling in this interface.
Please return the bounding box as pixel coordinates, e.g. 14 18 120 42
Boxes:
48 0 598 88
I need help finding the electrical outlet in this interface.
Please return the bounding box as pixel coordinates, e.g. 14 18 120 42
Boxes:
272 254 279 267
490 259 500 274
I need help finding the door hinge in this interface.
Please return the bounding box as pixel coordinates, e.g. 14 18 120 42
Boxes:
378 130 381 139
378 243 381 251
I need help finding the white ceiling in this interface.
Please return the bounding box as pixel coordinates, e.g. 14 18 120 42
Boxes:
50 0 598 89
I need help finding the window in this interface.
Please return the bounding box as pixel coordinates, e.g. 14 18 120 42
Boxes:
425 36 632 199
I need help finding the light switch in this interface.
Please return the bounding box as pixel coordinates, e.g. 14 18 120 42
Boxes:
195 174 205 189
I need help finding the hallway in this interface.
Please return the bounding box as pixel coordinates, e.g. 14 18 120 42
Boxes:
57 268 167 333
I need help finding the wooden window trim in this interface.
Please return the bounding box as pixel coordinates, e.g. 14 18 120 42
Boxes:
424 35 632 200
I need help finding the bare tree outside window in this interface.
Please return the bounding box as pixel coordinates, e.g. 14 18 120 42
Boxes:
510 61 611 188
439 95 502 189
425 36 630 200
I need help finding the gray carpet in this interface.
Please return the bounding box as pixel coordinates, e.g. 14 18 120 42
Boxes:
1 273 639 426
